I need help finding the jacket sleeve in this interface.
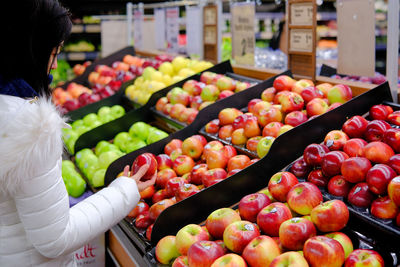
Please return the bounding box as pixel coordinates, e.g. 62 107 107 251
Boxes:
13 157 140 258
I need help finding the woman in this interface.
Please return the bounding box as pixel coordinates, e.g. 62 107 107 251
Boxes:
0 1 155 266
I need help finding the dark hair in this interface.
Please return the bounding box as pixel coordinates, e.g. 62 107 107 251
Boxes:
0 0 71 96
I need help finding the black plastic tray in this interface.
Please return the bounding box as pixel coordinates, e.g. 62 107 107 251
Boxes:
150 72 262 130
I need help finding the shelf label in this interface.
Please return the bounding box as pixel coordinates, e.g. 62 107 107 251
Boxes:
166 7 179 53
71 25 84 33
289 29 313 53
186 6 203 58
231 2 255 65
290 3 313 26
204 6 217 25
86 24 101 33
154 8 166 50
204 26 217 45
134 10 143 49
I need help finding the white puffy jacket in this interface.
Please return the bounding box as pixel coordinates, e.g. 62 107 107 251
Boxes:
0 95 140 266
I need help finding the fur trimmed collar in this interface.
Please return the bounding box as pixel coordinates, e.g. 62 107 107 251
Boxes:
0 95 67 194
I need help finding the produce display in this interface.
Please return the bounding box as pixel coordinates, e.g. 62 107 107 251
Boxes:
125 56 214 105
50 59 74 87
202 75 352 158
154 175 385 267
74 122 168 187
72 61 92 76
288 103 400 228
154 72 254 125
62 104 126 153
61 160 87 198
64 40 96 52
122 135 259 238
330 73 387 85
52 54 170 113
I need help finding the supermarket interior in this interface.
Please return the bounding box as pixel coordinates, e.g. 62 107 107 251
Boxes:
2 0 400 266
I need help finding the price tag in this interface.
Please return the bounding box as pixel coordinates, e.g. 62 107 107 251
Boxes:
186 6 203 58
289 29 313 53
154 8 166 50
231 2 255 65
204 26 217 45
166 7 179 53
204 6 217 25
290 3 313 26
134 10 143 49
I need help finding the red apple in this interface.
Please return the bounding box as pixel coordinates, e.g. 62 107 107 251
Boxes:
170 104 187 120
303 143 330 166
341 157 372 183
148 199 174 220
219 90 234 99
210 254 247 267
263 122 284 138
190 164 208 185
218 125 234 140
383 128 400 153
268 172 299 202
316 83 333 97
132 153 157 180
387 110 400 126
232 114 249 129
191 95 203 110
146 224 154 241
290 158 311 178
279 217 317 250
257 202 292 237
152 188 168 203
363 141 395 164
304 236 345 267
202 168 227 188
284 111 308 127
200 72 217 84
203 141 224 158
248 98 262 114
176 224 210 255
369 104 393 120
165 177 186 197
173 155 195 176
345 249 384 267
182 136 204 160
187 241 225 267
292 79 314 95
321 151 349 177
371 196 399 219
206 150 228 169
261 87 277 102
165 139 183 155
135 211 154 229
342 115 369 138
205 119 220 134
216 76 236 91
364 120 391 142
306 98 329 117
311 200 349 232
227 169 241 177
218 108 243 126
236 81 251 92
307 169 330 187
300 86 324 103
388 176 400 206
325 232 354 259
227 155 251 172
170 149 183 162
343 138 368 157
280 92 304 113
256 106 283 128
389 154 400 174
348 183 375 208
287 182 323 215
327 84 352 104
223 220 260 254
270 251 309 267
172 256 189 267
156 154 173 171
239 193 271 222
328 102 342 111
366 164 396 195
246 136 262 152
175 183 200 202
140 185 155 199
222 145 237 159
231 128 248 145
327 175 352 197
156 168 177 188
244 115 261 138
155 235 180 265
127 200 149 219
324 130 349 151
273 75 296 91
206 208 241 239
242 235 281 267
156 97 169 111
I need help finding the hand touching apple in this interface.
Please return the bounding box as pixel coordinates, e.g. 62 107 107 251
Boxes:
123 164 157 192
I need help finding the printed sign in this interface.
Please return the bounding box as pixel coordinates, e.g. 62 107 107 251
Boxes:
290 3 313 26
290 29 313 53
186 6 203 58
166 7 179 53
133 10 143 49
231 2 255 65
154 8 166 50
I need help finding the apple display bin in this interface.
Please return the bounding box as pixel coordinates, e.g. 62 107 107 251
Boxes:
71 61 237 154
150 73 261 130
107 82 392 248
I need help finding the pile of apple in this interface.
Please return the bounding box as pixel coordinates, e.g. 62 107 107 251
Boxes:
123 135 259 237
203 75 353 158
154 72 253 125
74 122 168 188
62 105 126 154
155 176 385 267
62 160 86 198
72 61 92 76
330 73 387 85
126 56 214 105
289 104 400 227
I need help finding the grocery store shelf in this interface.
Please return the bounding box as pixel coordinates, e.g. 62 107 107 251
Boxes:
71 24 101 33
59 51 99 61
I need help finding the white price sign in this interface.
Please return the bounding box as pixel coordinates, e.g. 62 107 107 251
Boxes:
186 6 203 58
166 7 179 53
154 8 166 50
290 29 313 53
290 3 313 26
133 10 143 49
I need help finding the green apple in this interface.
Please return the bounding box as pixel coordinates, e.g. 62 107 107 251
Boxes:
86 120 102 130
83 113 99 127
71 119 84 130
62 128 78 143
66 135 78 154
97 106 111 117
147 130 168 144
75 148 93 166
110 105 125 119
92 169 106 187
67 175 86 197
113 132 132 152
95 141 110 156
80 154 99 173
99 113 114 124
257 136 275 158
142 66 156 80
86 165 99 181
98 151 121 169
95 143 119 156
74 125 90 136
125 138 147 153
129 122 150 140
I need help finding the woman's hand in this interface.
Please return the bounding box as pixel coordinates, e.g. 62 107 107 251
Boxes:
123 164 156 192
